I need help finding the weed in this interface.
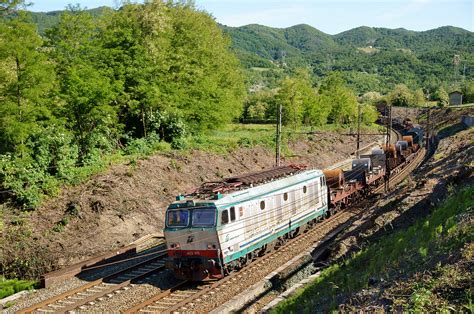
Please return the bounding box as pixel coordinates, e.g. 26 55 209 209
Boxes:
0 277 38 299
169 159 181 172
52 217 69 233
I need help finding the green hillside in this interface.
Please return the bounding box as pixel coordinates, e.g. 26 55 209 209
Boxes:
223 23 473 92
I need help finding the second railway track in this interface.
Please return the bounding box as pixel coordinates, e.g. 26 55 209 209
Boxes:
18 253 167 314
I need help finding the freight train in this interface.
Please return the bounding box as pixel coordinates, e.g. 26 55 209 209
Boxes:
164 128 424 281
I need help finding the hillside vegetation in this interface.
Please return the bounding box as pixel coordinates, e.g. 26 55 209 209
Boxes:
273 183 473 312
0 1 245 210
223 24 474 94
0 2 387 212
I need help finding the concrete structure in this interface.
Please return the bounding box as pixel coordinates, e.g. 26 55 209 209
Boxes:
449 91 463 105
461 115 474 127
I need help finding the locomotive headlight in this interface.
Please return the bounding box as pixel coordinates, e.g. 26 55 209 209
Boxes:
170 243 180 249
207 243 217 249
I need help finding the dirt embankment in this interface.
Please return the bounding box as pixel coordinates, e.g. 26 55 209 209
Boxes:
3 132 380 273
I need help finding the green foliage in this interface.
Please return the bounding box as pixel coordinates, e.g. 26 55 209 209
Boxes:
360 103 379 125
0 14 55 155
413 88 426 106
243 71 367 128
461 81 474 103
435 86 449 107
389 84 414 107
319 72 358 124
0 277 38 299
0 1 246 210
223 24 474 93
272 184 474 313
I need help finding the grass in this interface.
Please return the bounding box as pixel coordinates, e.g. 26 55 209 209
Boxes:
188 123 276 153
0 277 38 299
272 183 474 313
186 123 383 154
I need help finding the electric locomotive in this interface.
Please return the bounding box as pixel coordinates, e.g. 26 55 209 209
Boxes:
164 165 328 281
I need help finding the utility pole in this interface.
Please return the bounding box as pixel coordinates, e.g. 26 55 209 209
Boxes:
384 104 392 193
356 103 361 158
426 106 431 153
275 103 282 167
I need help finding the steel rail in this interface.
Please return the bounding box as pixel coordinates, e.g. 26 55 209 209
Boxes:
18 252 167 314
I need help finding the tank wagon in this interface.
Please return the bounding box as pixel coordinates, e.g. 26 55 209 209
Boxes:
164 165 328 281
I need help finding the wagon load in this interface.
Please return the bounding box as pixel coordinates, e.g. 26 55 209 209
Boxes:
323 169 345 189
396 140 409 154
381 144 397 158
361 153 386 171
402 135 413 147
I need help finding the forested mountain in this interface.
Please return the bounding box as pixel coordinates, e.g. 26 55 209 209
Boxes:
222 24 474 93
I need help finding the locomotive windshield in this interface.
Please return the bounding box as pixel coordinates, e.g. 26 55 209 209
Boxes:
166 205 216 227
167 210 189 227
191 208 216 227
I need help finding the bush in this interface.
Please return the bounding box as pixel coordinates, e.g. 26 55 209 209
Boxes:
171 138 187 150
0 278 38 299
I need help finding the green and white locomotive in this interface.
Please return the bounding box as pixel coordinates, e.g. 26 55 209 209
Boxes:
164 165 328 281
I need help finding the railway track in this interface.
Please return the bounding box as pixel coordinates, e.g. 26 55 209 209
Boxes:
373 148 426 194
18 253 167 314
125 209 361 314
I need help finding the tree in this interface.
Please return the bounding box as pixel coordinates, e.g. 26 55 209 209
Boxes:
359 91 382 104
435 87 449 107
163 1 245 131
244 90 276 120
319 72 358 125
47 7 117 162
389 84 414 107
461 80 474 103
0 14 55 154
276 69 315 128
360 103 379 125
413 88 425 106
0 0 25 17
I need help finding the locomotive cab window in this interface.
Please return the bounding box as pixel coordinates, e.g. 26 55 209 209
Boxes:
167 210 189 227
303 186 307 194
191 208 216 227
230 206 236 222
221 210 229 225
260 200 265 210
283 192 288 201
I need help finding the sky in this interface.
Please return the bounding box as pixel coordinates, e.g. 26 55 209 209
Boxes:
30 0 473 34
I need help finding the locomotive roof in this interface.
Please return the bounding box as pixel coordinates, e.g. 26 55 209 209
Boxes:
175 164 321 204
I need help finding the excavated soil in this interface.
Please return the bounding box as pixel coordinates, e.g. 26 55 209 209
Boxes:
3 132 380 271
